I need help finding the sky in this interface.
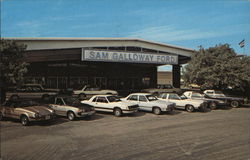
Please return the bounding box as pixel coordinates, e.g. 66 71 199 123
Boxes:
1 0 250 71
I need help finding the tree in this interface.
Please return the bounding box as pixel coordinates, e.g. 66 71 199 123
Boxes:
0 40 29 103
182 44 250 93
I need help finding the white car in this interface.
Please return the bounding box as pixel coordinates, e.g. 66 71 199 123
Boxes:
81 95 139 117
49 96 95 120
183 91 227 109
158 93 208 112
123 93 175 115
73 85 118 99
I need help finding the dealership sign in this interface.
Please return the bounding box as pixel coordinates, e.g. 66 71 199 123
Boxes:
81 50 178 64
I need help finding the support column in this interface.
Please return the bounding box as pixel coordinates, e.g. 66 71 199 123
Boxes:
67 62 70 88
172 64 181 88
150 66 157 88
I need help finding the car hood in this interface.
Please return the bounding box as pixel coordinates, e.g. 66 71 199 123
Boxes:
70 103 94 111
182 99 205 103
100 90 117 93
154 99 175 105
19 106 52 115
212 96 244 101
111 101 136 106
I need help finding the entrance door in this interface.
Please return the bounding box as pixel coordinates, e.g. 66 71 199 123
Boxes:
94 77 107 89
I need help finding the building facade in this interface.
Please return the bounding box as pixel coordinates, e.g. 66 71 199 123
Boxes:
6 38 194 92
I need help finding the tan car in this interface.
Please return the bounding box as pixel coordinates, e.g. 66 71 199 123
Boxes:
0 99 55 126
6 84 59 101
49 96 95 120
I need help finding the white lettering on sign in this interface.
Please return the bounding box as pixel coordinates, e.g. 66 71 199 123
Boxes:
81 50 178 64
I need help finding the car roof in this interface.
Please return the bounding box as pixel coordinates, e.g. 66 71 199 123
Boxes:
129 93 152 95
93 95 116 97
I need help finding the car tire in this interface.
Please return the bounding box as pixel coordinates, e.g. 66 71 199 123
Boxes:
67 111 75 121
78 93 86 100
11 95 19 100
0 112 3 121
114 108 122 117
153 107 161 115
209 102 217 110
186 105 194 113
230 101 239 108
20 115 29 126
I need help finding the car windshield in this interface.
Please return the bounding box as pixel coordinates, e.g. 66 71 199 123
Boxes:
146 95 158 101
192 93 203 98
107 96 121 102
63 97 80 105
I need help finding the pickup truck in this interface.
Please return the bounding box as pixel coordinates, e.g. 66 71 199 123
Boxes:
73 85 118 99
158 93 208 112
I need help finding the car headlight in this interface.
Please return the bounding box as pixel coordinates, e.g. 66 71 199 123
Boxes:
78 108 85 112
51 110 55 114
35 113 42 118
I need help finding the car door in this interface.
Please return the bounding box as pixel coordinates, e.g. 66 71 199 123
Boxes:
168 94 183 109
94 96 112 112
4 102 16 118
138 95 151 111
126 95 139 106
53 98 67 116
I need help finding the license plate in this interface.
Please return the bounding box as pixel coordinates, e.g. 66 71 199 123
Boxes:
45 115 50 120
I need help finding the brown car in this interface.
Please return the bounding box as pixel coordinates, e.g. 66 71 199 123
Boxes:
0 99 55 126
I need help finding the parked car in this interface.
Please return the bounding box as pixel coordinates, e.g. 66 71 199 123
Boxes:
0 99 54 126
142 84 182 95
48 96 95 120
81 95 138 117
157 93 208 112
73 85 118 99
203 90 246 108
182 91 227 109
6 84 59 101
123 93 175 115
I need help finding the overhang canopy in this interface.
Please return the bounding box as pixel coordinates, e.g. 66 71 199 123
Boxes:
3 37 194 64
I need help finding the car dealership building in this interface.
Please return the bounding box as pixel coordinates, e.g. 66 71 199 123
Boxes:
6 38 194 92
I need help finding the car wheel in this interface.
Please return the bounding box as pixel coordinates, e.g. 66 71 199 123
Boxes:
153 107 161 115
209 102 217 110
114 108 122 117
20 115 29 126
67 111 75 121
11 95 19 100
230 101 239 108
0 112 3 121
78 93 86 100
186 105 194 112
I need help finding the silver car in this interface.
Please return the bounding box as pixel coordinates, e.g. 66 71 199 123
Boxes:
49 96 95 120
123 93 175 115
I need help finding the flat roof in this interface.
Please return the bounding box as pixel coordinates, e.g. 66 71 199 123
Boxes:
3 37 194 52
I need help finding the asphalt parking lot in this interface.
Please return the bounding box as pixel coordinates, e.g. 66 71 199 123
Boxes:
1 107 250 160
